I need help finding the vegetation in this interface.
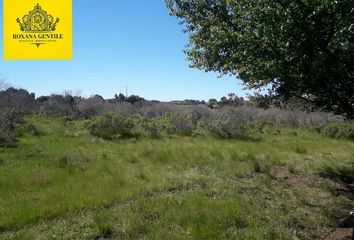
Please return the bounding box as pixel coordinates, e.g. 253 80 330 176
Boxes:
0 115 353 239
86 113 136 140
165 0 354 118
2 0 353 238
0 84 353 239
85 111 354 141
320 123 354 140
0 108 23 147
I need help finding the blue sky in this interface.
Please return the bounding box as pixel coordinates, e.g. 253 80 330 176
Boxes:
0 0 248 101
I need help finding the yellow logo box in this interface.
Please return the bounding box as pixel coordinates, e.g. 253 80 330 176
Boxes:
4 0 72 60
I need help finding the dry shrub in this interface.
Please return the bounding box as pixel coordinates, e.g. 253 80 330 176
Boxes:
0 108 23 147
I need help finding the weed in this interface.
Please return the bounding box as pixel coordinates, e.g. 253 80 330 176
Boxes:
86 112 136 140
320 123 354 140
94 214 114 239
56 151 91 171
294 147 307 154
288 163 297 174
318 162 354 184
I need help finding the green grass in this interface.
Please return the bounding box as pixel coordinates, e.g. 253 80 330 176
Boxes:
0 116 353 239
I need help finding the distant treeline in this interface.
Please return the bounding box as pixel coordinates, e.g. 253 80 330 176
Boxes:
0 87 335 118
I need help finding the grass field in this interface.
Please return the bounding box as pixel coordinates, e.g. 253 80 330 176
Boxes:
0 116 353 239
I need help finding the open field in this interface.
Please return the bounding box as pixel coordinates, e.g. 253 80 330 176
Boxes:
0 116 353 240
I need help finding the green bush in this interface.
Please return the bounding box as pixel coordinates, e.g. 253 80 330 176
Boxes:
320 123 354 140
135 116 165 139
86 112 136 140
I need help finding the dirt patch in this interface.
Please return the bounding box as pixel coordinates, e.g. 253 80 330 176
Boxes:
273 166 350 195
273 166 354 240
274 166 321 187
320 227 353 240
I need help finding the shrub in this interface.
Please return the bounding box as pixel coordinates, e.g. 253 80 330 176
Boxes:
244 121 276 134
202 119 248 139
0 108 23 147
86 112 136 140
164 113 196 136
320 123 354 140
135 116 165 139
84 110 352 141
19 123 43 137
0 128 18 147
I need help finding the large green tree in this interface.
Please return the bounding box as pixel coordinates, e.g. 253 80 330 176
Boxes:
166 0 354 118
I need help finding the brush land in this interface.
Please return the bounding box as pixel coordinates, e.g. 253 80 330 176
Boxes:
0 113 353 240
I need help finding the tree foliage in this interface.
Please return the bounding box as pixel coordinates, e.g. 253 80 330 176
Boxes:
166 0 354 118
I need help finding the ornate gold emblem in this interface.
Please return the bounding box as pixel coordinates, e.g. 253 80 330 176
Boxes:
16 3 59 32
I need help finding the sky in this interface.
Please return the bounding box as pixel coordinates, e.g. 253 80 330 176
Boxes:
0 0 249 101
